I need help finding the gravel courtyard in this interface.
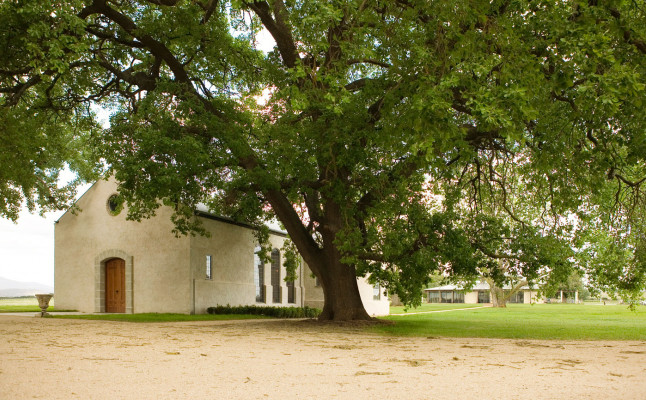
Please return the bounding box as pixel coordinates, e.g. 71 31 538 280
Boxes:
1 315 645 399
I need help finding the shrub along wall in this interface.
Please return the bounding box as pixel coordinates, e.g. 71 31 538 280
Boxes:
206 305 321 318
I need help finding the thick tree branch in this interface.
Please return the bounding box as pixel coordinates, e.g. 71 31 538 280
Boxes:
199 0 220 24
474 243 516 260
265 189 321 252
144 0 181 5
615 174 646 188
462 125 508 153
245 1 299 67
356 251 386 263
85 26 145 48
586 129 599 147
347 58 392 69
607 7 646 54
95 58 157 92
551 91 578 112
344 78 368 92
0 75 41 105
81 0 192 84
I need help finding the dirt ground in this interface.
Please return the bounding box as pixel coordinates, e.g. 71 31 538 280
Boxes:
1 315 645 399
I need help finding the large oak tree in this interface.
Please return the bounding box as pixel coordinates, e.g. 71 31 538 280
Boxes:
1 0 645 319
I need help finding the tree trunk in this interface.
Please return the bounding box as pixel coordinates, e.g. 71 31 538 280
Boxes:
487 280 507 308
488 279 527 308
491 287 507 308
315 256 372 321
317 200 372 321
310 217 372 321
265 190 372 321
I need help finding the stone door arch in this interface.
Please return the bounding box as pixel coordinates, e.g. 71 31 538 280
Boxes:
95 250 133 313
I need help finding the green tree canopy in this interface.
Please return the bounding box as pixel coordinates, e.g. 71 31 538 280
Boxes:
0 2 101 220
1 0 645 319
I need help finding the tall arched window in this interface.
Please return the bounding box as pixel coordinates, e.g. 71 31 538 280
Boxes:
271 249 281 303
254 247 265 303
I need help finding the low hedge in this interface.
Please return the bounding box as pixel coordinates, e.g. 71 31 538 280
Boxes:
206 304 321 318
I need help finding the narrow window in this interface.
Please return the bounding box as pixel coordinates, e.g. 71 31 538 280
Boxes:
205 255 212 280
373 283 381 300
314 277 321 287
287 278 295 304
271 249 281 303
254 249 265 303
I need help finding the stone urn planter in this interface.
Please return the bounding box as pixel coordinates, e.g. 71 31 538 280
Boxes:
35 294 54 317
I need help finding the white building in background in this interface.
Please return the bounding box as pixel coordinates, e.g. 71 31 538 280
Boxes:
424 281 544 304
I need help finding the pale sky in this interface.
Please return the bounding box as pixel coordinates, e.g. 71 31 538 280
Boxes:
0 209 64 286
0 169 91 287
0 27 277 287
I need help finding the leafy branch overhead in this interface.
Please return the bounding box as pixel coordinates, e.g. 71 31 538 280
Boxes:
1 0 645 318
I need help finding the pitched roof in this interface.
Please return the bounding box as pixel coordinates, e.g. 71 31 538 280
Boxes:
57 179 288 237
195 207 287 237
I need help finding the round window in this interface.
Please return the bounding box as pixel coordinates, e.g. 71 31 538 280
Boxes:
107 194 123 216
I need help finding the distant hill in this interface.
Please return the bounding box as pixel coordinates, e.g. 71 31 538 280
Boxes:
0 277 53 297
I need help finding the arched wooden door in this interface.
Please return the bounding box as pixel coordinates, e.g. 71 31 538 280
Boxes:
105 258 126 313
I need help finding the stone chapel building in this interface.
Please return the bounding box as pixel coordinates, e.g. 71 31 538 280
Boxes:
54 178 389 316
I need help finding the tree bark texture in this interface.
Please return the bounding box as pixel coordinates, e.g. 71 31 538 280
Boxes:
488 281 507 308
314 251 372 321
265 191 372 321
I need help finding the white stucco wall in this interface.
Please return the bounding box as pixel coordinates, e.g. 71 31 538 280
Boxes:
55 178 191 313
302 266 324 310
357 276 390 316
524 290 544 304
190 217 303 313
464 291 479 304
55 179 309 314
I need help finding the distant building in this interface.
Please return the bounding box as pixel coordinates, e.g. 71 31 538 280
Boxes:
423 281 544 304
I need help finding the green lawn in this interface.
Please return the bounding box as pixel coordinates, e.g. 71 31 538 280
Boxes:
6 298 645 340
0 297 60 313
375 304 646 341
51 313 270 322
390 303 487 314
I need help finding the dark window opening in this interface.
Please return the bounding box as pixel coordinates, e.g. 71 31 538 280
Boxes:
506 291 525 303
254 251 265 303
478 290 490 303
287 279 295 303
271 249 281 303
107 194 122 216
